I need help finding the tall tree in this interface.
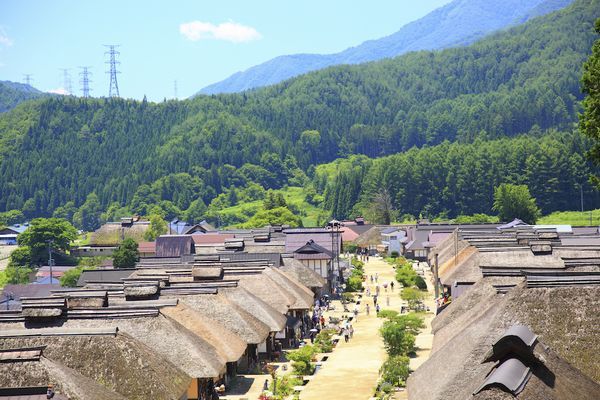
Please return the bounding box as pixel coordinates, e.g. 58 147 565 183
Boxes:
16 218 78 265
113 238 139 269
581 18 600 185
493 183 541 224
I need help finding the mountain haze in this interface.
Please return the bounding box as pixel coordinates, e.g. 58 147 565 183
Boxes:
199 0 573 95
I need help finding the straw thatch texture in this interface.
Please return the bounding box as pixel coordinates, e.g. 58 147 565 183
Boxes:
226 271 295 314
479 250 564 269
353 226 382 246
90 222 150 246
0 332 190 400
219 287 286 332
192 266 223 279
433 233 468 267
175 293 271 345
262 267 314 310
161 303 246 362
473 342 600 400
0 356 125 400
408 283 600 400
431 277 518 341
438 246 481 285
56 315 226 379
280 257 326 289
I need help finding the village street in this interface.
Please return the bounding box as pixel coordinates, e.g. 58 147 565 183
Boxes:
300 257 436 400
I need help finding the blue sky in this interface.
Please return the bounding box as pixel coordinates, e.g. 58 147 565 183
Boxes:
0 0 451 101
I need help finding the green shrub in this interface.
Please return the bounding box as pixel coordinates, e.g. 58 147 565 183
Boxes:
414 275 428 290
268 375 302 399
389 313 425 336
345 276 363 292
377 309 399 319
341 293 354 303
380 320 416 356
287 345 316 376
390 251 399 258
351 257 364 269
401 288 426 310
395 266 417 287
380 355 410 387
314 329 336 353
345 243 358 254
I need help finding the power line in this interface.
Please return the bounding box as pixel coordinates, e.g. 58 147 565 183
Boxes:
79 66 92 98
59 68 72 95
174 80 178 99
104 44 121 97
23 74 33 86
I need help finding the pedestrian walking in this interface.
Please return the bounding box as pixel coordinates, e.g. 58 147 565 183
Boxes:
375 272 379 283
349 324 354 338
390 281 395 291
376 304 380 314
354 305 359 321
370 274 374 283
366 304 370 315
386 295 390 306
373 295 378 307
376 285 380 296
344 328 349 343
366 287 371 297
263 379 269 391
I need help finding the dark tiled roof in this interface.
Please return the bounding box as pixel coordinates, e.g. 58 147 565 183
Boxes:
294 240 333 257
76 269 134 286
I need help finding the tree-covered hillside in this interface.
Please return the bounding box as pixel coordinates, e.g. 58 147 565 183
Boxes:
0 81 48 113
0 0 597 228
319 131 598 220
199 0 573 94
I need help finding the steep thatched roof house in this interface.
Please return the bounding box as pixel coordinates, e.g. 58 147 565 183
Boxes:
0 328 190 400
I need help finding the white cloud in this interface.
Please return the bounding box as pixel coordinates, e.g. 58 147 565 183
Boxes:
179 21 261 43
0 27 13 47
48 88 69 95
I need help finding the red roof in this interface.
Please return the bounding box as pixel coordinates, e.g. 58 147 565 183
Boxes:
191 233 234 245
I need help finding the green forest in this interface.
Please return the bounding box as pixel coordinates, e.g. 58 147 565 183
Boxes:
0 0 599 229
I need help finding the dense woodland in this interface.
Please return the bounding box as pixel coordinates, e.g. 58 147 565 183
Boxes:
0 0 598 229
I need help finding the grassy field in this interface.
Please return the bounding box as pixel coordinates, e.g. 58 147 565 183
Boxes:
538 209 600 226
220 186 326 228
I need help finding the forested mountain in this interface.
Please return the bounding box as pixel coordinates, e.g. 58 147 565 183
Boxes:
0 0 597 228
199 0 573 94
0 81 48 113
319 131 598 220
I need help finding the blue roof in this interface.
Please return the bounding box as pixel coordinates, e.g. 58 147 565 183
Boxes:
7 223 29 234
168 219 192 235
35 276 60 285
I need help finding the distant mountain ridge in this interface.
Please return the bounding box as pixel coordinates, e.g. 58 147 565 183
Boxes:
0 80 48 113
198 0 573 95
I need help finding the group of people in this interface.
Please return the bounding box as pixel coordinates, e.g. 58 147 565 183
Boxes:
341 321 354 343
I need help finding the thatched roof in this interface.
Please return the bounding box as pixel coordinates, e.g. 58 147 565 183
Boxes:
225 270 295 314
90 222 150 246
262 267 314 310
473 341 600 399
0 331 190 399
174 292 271 345
219 286 286 332
161 303 246 363
280 257 326 288
55 315 226 379
408 283 600 400
438 246 481 285
353 226 382 246
0 356 125 400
